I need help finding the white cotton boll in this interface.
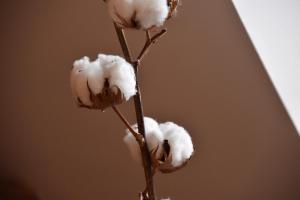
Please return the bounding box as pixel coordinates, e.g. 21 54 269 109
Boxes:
70 54 136 109
98 54 136 100
159 122 194 167
124 117 164 163
107 0 169 29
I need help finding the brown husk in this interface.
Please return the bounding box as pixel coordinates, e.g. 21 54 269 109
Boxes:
78 79 125 111
151 140 192 174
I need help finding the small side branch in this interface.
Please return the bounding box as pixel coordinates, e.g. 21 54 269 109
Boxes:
112 105 144 145
136 29 167 64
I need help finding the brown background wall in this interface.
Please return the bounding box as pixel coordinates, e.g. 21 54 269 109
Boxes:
0 0 299 199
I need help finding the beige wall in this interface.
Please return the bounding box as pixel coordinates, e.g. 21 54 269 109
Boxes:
0 0 299 199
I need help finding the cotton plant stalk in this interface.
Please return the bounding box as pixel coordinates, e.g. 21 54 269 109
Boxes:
70 0 194 199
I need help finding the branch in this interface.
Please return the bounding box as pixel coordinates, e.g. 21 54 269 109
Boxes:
114 23 132 62
112 105 144 145
113 23 157 200
113 23 166 200
136 29 167 64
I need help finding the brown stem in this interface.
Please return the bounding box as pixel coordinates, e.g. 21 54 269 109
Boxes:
146 30 151 41
113 23 157 200
112 105 144 145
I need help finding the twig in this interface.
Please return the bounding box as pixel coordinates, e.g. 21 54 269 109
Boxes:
146 30 151 41
136 29 167 64
113 23 157 200
112 105 144 145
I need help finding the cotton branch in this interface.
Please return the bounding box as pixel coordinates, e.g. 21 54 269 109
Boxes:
113 23 167 200
69 1 194 199
136 29 167 65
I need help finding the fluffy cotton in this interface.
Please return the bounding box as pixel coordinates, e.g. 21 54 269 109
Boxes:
107 0 169 29
70 54 136 108
159 122 194 167
97 54 136 100
124 117 164 163
124 117 194 170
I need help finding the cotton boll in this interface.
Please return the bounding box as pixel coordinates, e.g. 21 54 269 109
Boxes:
70 54 136 110
159 122 194 167
98 54 136 100
123 117 194 172
124 117 164 163
106 0 169 30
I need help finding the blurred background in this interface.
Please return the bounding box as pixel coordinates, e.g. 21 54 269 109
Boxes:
0 0 299 199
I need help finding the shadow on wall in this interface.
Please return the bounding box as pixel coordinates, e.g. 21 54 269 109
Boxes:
0 178 40 200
